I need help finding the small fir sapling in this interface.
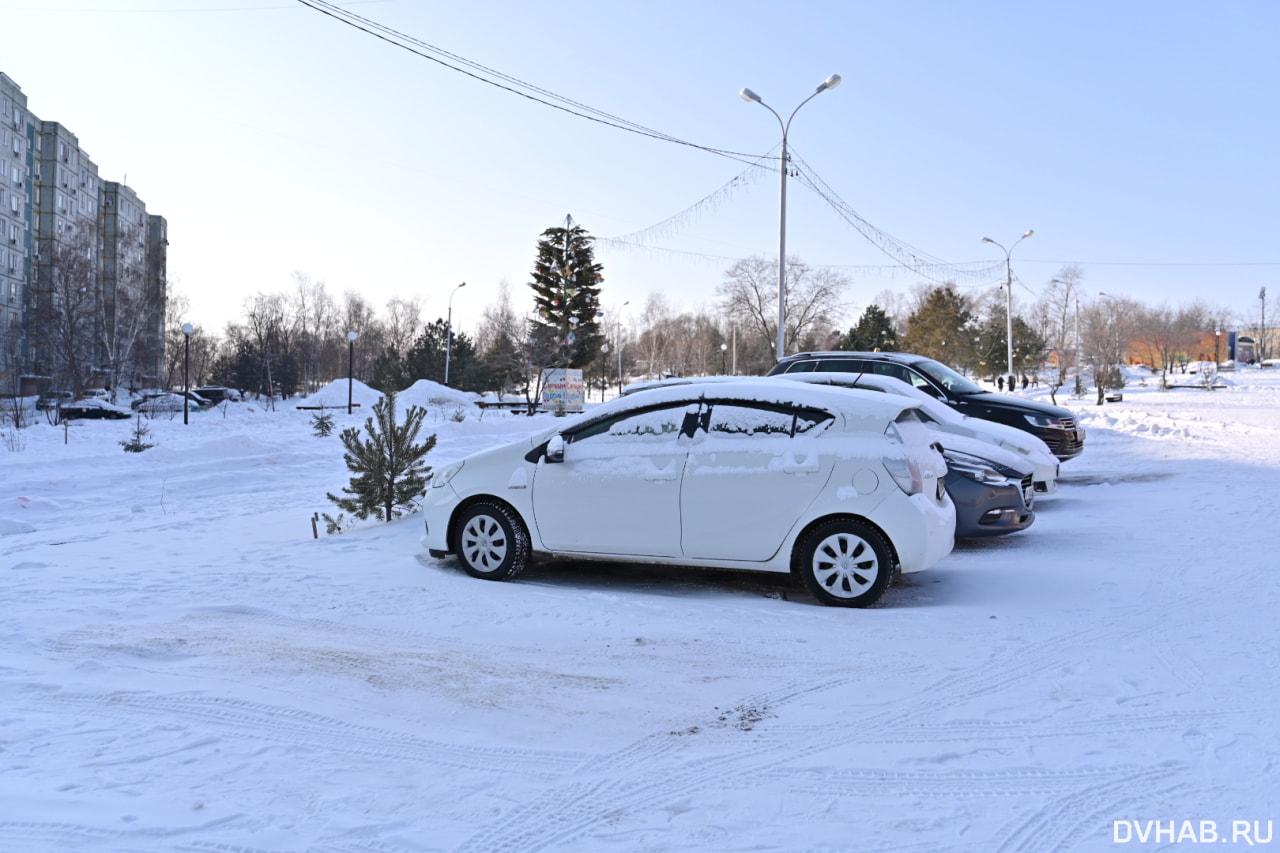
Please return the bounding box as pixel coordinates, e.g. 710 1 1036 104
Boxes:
325 392 436 523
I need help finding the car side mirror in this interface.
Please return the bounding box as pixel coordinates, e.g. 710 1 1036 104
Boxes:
545 434 566 463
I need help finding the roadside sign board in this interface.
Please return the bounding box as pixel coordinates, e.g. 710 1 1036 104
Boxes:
541 368 584 413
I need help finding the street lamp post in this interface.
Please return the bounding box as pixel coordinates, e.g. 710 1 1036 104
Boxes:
444 281 467 385
981 230 1034 379
720 342 728 375
181 322 193 425
346 331 358 414
740 74 842 363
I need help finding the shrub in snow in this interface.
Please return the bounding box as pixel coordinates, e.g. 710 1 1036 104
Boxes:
119 416 155 453
325 392 436 523
311 411 335 437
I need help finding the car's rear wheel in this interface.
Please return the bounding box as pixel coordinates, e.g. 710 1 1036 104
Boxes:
455 502 530 581
795 519 895 608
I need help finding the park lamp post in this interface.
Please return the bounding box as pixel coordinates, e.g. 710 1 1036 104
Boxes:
740 73 842 363
981 230 1034 379
444 281 466 386
181 323 193 425
347 331 358 414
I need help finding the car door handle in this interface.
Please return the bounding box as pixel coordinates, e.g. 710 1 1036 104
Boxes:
643 461 680 481
781 453 820 474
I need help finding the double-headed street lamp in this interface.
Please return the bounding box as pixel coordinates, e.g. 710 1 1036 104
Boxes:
444 281 467 386
981 230 1034 379
346 330 358 414
181 322 194 425
740 73 842 363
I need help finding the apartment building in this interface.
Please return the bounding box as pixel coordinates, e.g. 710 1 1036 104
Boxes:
0 72 31 387
0 71 167 396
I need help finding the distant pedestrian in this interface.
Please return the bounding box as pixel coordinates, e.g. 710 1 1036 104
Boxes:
1021 374 1029 390
997 376 1005 391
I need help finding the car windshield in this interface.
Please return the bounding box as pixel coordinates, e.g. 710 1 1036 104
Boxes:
914 359 985 395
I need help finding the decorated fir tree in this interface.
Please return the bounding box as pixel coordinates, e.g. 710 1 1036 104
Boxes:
326 392 436 523
528 214 605 369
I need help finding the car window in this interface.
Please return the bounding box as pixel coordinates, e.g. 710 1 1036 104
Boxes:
793 407 834 435
870 362 913 384
568 405 688 445
816 359 867 373
912 359 984 394
704 402 833 439
780 360 818 374
706 404 794 437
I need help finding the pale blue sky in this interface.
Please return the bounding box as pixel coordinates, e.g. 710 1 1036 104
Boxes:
4 0 1277 335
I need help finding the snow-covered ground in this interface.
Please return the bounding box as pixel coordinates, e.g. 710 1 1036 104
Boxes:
2 368 1278 852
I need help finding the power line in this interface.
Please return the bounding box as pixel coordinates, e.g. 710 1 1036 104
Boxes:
295 0 761 162
789 152 1005 287
298 2 1280 291
1024 258 1280 268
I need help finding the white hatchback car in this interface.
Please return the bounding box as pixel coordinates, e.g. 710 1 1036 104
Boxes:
422 381 954 607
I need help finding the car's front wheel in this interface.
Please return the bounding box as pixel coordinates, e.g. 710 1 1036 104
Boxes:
795 519 895 608
455 501 530 581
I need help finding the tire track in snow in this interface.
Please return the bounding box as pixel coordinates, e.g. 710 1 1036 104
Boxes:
0 822 425 853
34 691 585 779
450 621 1220 852
990 768 1190 853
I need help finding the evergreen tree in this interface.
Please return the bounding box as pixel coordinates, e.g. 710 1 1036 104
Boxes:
119 416 155 453
528 215 605 369
369 344 408 394
397 319 481 391
902 284 977 368
836 304 899 352
474 329 526 397
972 308 1049 379
326 392 437 522
311 411 335 437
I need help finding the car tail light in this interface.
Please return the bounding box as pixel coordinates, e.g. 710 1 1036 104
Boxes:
882 454 924 495
883 420 925 496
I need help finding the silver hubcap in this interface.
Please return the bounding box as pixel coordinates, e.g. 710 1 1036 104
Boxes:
461 514 507 571
812 532 880 598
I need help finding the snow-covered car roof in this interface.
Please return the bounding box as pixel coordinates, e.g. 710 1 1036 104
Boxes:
578 379 922 432
773 372 1053 453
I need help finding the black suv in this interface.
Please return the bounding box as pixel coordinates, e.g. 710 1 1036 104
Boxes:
768 351 1085 461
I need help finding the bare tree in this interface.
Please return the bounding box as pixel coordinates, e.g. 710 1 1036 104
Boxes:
717 256 848 363
1 314 29 428
1 313 24 398
1034 265 1085 394
1129 303 1207 385
290 273 339 394
467 281 527 397
163 308 218 394
97 227 164 394
384 294 424 359
340 290 384 385
31 221 99 397
1080 295 1143 405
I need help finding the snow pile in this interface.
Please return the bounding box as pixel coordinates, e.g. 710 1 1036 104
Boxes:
398 378 482 417
293 377 383 410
